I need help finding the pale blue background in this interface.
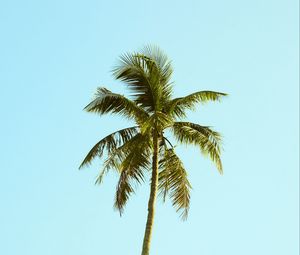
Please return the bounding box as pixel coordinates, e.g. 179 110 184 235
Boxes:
0 0 298 254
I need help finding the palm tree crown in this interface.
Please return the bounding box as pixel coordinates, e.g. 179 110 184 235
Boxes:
80 46 226 254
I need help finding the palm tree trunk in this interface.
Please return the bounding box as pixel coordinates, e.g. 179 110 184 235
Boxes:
141 133 159 255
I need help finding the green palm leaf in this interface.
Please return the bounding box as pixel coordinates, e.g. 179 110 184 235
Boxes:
84 87 148 123
140 45 173 99
114 150 150 214
95 133 151 184
172 122 223 173
166 91 227 118
79 126 139 169
114 134 152 214
112 46 173 112
158 148 192 220
112 53 157 112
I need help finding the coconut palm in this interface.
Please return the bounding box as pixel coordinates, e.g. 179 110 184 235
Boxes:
79 46 227 255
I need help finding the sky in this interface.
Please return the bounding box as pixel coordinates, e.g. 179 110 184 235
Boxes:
0 0 299 254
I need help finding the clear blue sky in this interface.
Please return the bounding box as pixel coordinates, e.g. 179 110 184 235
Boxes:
0 0 298 254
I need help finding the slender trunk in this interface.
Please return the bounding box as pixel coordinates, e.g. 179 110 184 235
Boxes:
141 133 159 255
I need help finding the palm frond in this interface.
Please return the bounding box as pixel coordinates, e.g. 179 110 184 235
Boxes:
79 126 138 169
112 46 173 112
158 148 192 220
166 91 227 118
113 133 152 214
90 132 151 214
84 87 148 123
172 122 223 174
94 132 152 184
112 53 157 111
141 45 173 99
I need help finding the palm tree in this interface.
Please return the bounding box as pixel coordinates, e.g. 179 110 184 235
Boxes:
79 46 227 255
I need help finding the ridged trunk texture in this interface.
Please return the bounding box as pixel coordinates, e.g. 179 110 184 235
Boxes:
141 133 159 255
